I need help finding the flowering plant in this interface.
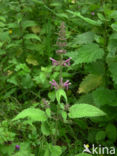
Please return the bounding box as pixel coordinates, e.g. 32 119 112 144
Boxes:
49 22 72 91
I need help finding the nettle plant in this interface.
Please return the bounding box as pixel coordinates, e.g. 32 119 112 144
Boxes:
12 22 106 156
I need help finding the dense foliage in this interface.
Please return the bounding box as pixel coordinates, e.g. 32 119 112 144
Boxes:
0 0 117 155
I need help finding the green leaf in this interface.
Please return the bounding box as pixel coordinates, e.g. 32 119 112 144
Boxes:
0 16 6 22
97 13 105 21
110 10 117 21
106 124 117 142
56 89 67 104
96 131 106 142
111 23 117 31
107 33 117 56
48 91 56 101
61 110 67 122
67 10 102 26
72 31 95 45
78 93 94 105
21 74 34 89
22 20 37 29
46 108 51 118
7 76 18 86
93 87 117 107
15 63 30 73
0 22 5 27
41 122 50 136
56 13 68 19
85 61 105 75
24 34 41 41
49 144 62 156
0 49 6 55
13 108 47 122
26 55 38 66
66 43 104 65
107 56 117 84
69 104 106 118
78 74 103 93
13 142 34 156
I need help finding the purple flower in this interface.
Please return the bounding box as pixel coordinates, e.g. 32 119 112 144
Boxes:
50 57 59 66
49 80 59 89
91 12 95 16
63 57 72 66
50 57 72 67
62 79 71 90
50 78 71 90
15 145 20 150
60 78 71 90
49 22 71 91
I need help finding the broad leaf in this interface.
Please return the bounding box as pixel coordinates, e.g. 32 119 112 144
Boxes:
56 89 67 104
93 87 117 107
66 43 104 65
26 55 38 66
13 108 47 122
69 104 106 118
78 74 103 93
107 56 117 84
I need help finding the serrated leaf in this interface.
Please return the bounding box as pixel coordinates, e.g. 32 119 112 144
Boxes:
66 43 104 65
69 104 106 118
56 89 67 104
85 61 105 75
92 87 117 107
13 108 47 122
78 74 103 93
107 33 117 56
72 31 95 45
67 10 102 26
107 56 117 84
78 93 94 105
24 34 41 41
